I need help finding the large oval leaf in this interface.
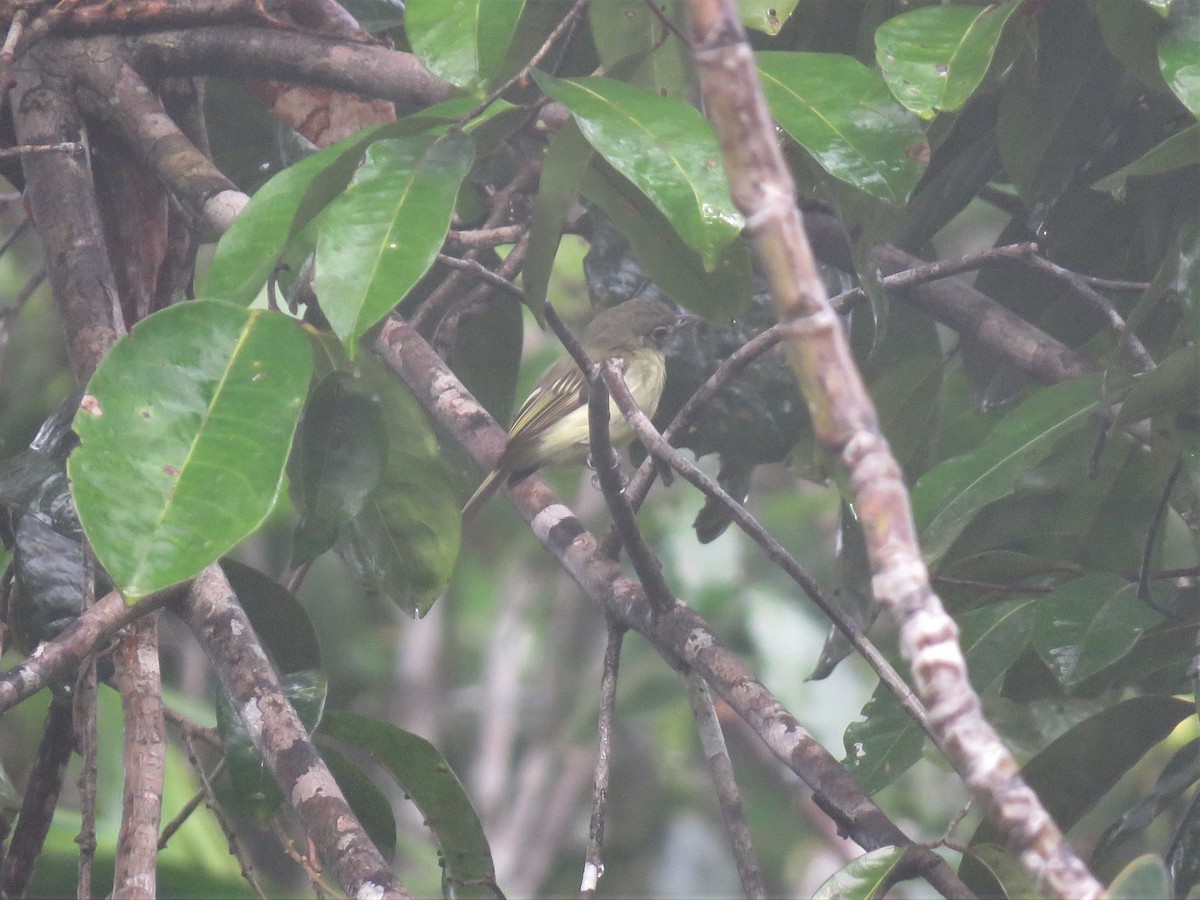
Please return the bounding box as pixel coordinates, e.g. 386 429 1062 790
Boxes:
69 301 312 600
874 1 1024 120
314 133 474 354
534 72 744 269
812 846 906 900
912 374 1107 568
319 712 497 898
756 52 927 205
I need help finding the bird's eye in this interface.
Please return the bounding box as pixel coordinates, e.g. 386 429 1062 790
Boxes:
652 325 670 345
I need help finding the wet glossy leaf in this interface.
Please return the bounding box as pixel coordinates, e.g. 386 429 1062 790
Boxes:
757 51 927 206
405 0 524 89
69 302 312 600
335 353 460 617
320 712 497 899
812 846 906 900
875 1 1023 120
580 158 752 321
912 375 1107 568
203 99 487 307
846 598 1037 793
1109 854 1172 900
1159 9 1200 116
289 372 387 566
534 72 744 269
1032 574 1163 687
590 0 691 100
314 133 474 354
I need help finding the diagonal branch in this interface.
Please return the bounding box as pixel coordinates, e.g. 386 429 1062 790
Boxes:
683 1 1101 896
373 317 974 900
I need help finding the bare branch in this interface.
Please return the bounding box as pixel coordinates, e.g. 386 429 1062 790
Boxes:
580 623 623 900
112 613 165 900
686 675 766 900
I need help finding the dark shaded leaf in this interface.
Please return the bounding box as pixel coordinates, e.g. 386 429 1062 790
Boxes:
318 743 397 862
320 711 498 899
221 559 322 675
1094 738 1200 863
290 372 387 566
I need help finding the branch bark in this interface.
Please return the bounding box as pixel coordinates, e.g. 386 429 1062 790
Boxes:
683 2 1101 897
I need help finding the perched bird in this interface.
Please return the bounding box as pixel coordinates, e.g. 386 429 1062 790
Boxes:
461 296 680 518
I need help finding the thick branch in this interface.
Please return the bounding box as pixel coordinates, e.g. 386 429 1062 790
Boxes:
112 613 165 900
177 565 409 900
10 44 123 380
684 2 1100 897
131 26 454 111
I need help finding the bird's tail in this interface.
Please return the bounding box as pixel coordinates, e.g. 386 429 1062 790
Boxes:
461 468 503 520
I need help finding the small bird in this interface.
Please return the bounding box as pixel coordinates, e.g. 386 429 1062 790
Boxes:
461 296 680 518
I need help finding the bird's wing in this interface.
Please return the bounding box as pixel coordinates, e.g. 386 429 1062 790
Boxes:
505 365 589 447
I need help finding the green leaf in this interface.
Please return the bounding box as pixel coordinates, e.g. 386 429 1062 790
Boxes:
997 2 1122 207
221 560 322 675
534 72 744 269
1180 222 1200 341
589 0 691 100
1109 855 1172 900
1032 574 1163 687
319 744 397 862
869 355 943 474
405 0 524 89
740 0 800 36
962 844 1045 900
336 352 460 617
812 846 906 900
1159 7 1200 116
912 375 1107 567
756 52 928 205
1093 124 1200 196
963 695 1193 893
845 598 1037 793
522 117 593 316
69 301 312 600
320 712 497 899
203 99 490 307
314 133 474 354
289 372 388 566
1092 0 1172 91
1095 738 1200 863
875 1 1023 120
579 157 752 321
1115 344 1200 431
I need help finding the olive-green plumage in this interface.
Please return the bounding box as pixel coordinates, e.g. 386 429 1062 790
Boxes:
462 296 679 518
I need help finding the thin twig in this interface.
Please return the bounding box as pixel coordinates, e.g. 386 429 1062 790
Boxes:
686 674 766 899
444 224 528 250
599 365 935 743
75 541 99 900
1140 458 1185 605
0 218 30 261
436 253 526 299
157 758 227 850
580 623 624 900
1017 253 1155 372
